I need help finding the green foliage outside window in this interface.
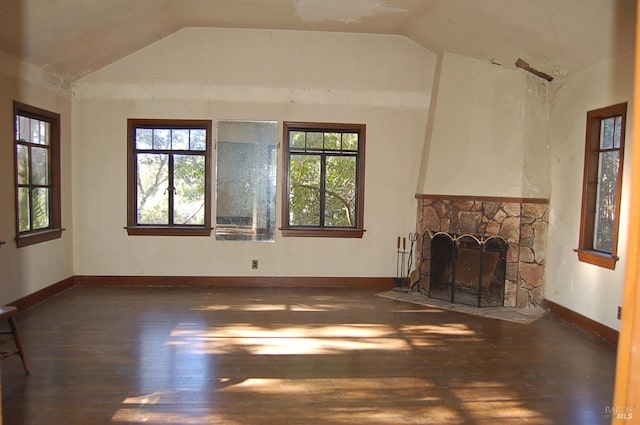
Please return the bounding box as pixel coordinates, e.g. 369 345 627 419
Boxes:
593 116 622 254
287 128 360 229
134 128 206 226
15 116 51 233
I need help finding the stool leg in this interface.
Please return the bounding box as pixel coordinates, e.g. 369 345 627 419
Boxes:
8 316 30 375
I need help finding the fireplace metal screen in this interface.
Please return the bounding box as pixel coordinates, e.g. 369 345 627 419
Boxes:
428 232 507 308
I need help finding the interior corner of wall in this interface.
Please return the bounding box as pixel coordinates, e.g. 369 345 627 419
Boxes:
415 52 445 195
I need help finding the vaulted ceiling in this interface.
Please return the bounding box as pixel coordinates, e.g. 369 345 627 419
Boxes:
0 0 636 82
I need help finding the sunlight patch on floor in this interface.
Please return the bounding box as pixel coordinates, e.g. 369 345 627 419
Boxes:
218 377 437 395
328 406 461 424
122 391 164 405
194 302 353 312
112 409 240 424
448 380 554 424
400 323 481 346
167 323 411 354
112 377 551 425
195 303 287 311
401 323 475 336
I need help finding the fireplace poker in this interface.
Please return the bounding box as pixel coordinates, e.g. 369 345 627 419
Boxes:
407 232 418 277
394 236 406 287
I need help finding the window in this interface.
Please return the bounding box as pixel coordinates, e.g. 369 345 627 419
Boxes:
576 102 627 269
127 119 212 236
281 122 366 238
14 102 63 247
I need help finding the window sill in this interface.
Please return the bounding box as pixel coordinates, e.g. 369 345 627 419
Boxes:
126 226 213 236
16 228 65 248
280 227 365 238
574 249 618 270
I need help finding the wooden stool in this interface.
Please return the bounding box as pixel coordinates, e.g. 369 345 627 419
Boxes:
0 306 30 374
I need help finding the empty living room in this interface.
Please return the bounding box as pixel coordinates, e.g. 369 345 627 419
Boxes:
1 1 639 424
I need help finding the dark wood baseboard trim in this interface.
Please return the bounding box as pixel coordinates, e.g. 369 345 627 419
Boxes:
8 276 75 312
544 299 619 347
73 275 397 289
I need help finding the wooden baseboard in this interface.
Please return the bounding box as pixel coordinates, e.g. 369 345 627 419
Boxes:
544 299 619 347
6 275 394 313
8 276 75 312
73 275 396 289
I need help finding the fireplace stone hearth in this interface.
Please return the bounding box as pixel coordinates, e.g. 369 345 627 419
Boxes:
416 195 549 309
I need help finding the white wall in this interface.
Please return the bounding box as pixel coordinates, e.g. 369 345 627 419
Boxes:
0 52 74 304
418 52 550 198
546 52 635 331
71 28 436 278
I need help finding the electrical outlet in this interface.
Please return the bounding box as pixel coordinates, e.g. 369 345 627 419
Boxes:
617 306 622 320
252 260 258 269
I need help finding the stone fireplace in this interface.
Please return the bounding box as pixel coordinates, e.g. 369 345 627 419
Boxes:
416 195 549 309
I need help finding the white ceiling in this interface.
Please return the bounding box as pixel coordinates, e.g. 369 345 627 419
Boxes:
0 0 636 82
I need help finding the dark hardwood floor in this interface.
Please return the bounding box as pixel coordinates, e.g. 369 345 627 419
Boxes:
1 286 616 424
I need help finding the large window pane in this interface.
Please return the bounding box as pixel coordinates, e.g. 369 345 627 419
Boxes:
32 188 50 229
31 146 49 185
289 154 321 226
174 154 205 225
325 156 356 226
18 188 30 232
594 151 619 253
16 145 29 185
136 153 169 224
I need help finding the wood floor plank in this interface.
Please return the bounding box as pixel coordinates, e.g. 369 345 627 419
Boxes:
0 286 616 424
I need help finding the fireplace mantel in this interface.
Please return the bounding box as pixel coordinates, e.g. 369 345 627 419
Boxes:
415 194 549 309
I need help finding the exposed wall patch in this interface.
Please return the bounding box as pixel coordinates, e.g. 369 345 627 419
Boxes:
294 0 406 23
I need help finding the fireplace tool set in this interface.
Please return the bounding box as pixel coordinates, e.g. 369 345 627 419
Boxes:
394 233 420 289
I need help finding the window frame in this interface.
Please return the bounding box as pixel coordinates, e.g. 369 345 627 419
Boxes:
13 101 63 248
576 102 627 269
126 119 213 236
281 121 366 238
